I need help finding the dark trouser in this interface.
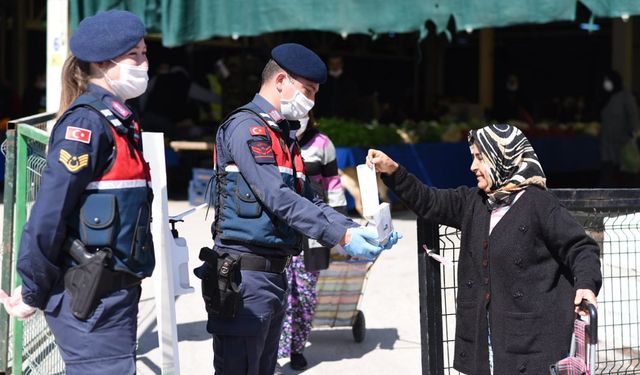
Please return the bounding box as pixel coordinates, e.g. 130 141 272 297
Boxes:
45 286 141 375
208 269 288 375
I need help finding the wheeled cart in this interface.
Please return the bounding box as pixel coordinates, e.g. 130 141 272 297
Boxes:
550 300 598 374
312 257 374 342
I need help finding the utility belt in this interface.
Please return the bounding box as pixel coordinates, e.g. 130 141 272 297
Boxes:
193 247 290 319
63 238 141 321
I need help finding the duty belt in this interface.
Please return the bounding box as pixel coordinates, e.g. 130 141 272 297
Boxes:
240 253 291 274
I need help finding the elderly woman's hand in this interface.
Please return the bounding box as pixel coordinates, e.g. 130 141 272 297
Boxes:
366 149 399 174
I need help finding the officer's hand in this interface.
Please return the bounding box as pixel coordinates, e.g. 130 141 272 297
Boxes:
0 286 37 320
366 149 399 174
342 227 385 260
382 231 403 250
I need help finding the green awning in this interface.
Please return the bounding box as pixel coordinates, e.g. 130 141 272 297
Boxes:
71 0 640 47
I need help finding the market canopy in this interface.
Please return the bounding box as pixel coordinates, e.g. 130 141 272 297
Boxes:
71 0 640 47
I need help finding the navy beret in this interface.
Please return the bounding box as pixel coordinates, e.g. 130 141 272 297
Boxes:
271 43 327 84
70 10 145 63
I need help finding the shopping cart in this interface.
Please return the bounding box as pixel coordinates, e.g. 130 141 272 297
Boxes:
312 252 375 343
550 300 598 375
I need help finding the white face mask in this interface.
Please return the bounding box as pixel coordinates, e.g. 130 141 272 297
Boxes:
296 116 309 139
280 78 314 121
329 69 343 78
603 79 613 92
104 60 149 100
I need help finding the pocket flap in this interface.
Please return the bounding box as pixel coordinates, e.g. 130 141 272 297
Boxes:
80 194 116 229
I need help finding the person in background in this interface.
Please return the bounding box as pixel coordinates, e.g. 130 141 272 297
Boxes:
196 42 400 375
367 124 601 375
314 55 359 119
599 69 640 187
0 10 154 374
276 112 348 372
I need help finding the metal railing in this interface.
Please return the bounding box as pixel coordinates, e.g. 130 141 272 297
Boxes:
418 189 640 374
1 113 65 375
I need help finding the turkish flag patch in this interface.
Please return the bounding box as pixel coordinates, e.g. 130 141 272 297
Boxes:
250 126 266 137
65 126 92 144
248 140 275 164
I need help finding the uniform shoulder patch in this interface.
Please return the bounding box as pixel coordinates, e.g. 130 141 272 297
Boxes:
248 139 275 164
111 100 131 118
65 126 92 144
249 126 266 136
59 149 90 173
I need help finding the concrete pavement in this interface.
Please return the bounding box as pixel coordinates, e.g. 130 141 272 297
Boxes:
136 201 422 375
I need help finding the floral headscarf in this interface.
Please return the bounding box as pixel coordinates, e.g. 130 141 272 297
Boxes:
468 124 547 210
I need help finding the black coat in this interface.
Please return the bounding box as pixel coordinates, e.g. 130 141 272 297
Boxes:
382 167 602 375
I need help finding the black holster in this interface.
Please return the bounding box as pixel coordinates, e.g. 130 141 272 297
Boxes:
193 247 242 318
63 238 113 320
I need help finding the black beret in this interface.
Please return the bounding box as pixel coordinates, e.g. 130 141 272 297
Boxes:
271 43 327 84
70 10 145 63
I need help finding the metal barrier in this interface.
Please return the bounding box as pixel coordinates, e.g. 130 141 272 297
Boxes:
418 189 640 374
1 113 65 375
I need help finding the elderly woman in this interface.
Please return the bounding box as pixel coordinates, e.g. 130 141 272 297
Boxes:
367 124 601 375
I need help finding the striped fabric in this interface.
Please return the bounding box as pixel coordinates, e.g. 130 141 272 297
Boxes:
312 261 371 327
550 319 590 375
468 124 547 210
299 129 347 208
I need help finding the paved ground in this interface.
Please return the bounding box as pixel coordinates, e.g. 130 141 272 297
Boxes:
136 200 422 375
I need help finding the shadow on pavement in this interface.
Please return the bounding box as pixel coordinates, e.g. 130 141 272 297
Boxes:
137 320 210 355
278 327 400 373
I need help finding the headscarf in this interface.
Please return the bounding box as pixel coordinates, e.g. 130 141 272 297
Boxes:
468 124 546 210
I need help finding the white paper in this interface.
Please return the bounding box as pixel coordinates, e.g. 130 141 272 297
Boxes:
356 164 380 218
373 202 393 244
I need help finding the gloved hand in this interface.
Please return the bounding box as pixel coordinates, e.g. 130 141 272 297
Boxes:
343 226 384 260
0 286 37 320
382 231 403 250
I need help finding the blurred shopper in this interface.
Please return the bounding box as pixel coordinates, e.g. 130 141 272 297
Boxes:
367 124 602 375
314 55 359 119
277 113 348 371
0 10 154 374
599 69 640 187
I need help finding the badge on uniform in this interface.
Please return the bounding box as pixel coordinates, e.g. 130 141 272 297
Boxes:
65 126 92 144
248 140 275 164
59 149 90 173
249 126 266 137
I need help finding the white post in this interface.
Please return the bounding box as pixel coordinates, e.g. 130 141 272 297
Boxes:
46 0 68 115
143 132 180 375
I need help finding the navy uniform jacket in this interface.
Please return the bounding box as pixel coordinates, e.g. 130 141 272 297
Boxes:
17 84 131 309
214 95 357 257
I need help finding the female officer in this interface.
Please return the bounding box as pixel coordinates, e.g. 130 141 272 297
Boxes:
367 124 601 375
1 10 154 374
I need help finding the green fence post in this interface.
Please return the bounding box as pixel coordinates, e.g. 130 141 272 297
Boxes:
1 127 16 374
11 124 30 375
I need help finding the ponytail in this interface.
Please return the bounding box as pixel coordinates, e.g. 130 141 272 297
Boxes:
57 55 91 118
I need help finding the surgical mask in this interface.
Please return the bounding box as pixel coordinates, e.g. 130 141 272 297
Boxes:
329 69 343 78
603 78 613 92
296 116 309 139
280 78 314 120
104 60 149 100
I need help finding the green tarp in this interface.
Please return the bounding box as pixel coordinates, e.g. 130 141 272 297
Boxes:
71 0 640 47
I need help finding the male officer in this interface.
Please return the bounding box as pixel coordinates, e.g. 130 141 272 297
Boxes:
197 43 400 374
1 10 153 374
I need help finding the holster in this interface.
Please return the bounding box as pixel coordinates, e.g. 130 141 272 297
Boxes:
193 247 242 318
63 239 113 320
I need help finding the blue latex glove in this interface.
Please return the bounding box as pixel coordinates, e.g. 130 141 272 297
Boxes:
343 227 384 260
382 231 403 250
